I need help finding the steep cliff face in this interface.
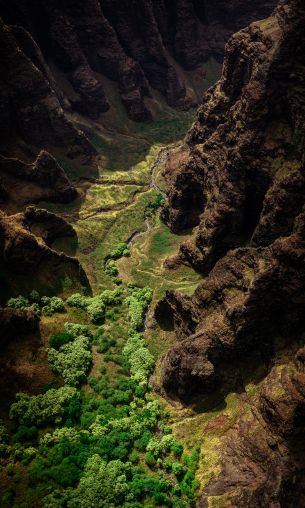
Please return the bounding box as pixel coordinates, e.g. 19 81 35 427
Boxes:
154 0 277 68
162 0 305 271
0 0 277 297
0 0 277 124
156 1 305 503
198 348 305 507
160 0 305 397
158 208 305 398
0 18 96 164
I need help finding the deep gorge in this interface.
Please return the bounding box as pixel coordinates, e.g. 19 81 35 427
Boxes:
1 1 305 507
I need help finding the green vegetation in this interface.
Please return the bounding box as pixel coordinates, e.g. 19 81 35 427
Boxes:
145 193 165 218
1 277 199 507
48 335 92 386
0 104 209 507
9 387 79 427
126 286 153 332
66 288 123 323
110 242 130 260
7 293 65 316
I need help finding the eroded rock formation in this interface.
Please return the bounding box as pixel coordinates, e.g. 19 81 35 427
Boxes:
198 348 305 506
0 18 96 164
162 0 305 271
0 208 89 303
0 151 77 211
159 0 305 395
0 0 277 123
156 2 305 503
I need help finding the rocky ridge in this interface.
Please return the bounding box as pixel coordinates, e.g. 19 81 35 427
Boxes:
159 0 305 406
156 0 305 504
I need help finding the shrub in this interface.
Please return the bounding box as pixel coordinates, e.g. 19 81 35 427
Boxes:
9 387 78 426
86 299 105 324
123 333 154 384
7 295 29 310
105 260 118 278
49 297 65 313
171 442 183 457
64 323 92 339
172 462 185 479
0 425 8 445
28 303 41 315
99 364 107 375
66 293 88 309
126 286 152 332
41 305 53 316
129 451 139 464
145 451 156 468
13 425 38 443
66 455 130 508
29 290 40 303
110 242 130 260
48 336 92 386
128 346 154 384
21 447 37 465
40 427 81 447
99 288 122 306
41 297 65 315
144 193 165 217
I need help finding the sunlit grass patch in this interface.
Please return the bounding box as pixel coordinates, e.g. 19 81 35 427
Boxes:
118 220 202 302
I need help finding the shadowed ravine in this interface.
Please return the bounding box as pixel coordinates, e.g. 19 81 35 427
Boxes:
2 1 305 507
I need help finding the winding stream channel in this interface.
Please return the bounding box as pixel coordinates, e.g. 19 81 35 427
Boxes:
127 146 171 248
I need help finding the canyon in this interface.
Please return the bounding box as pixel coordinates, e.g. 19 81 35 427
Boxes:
1 0 304 507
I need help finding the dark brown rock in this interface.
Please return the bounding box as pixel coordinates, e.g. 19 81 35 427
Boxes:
199 350 305 507
23 206 77 247
0 151 77 209
158 0 305 400
0 307 39 348
0 18 96 164
163 0 305 273
0 210 90 302
0 0 277 121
